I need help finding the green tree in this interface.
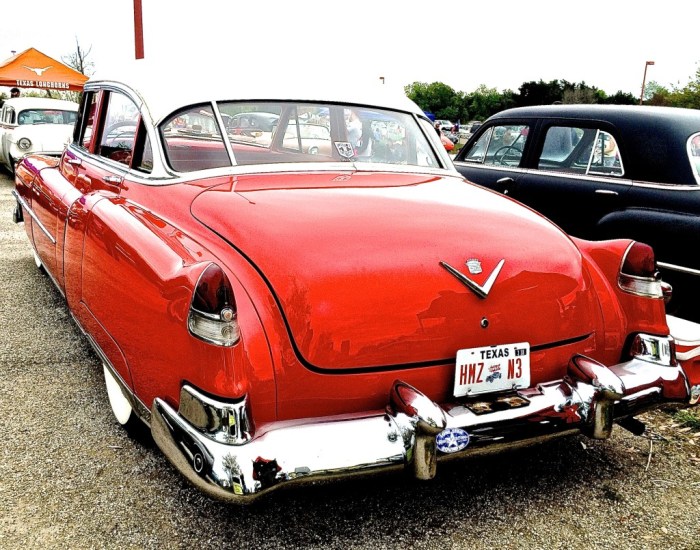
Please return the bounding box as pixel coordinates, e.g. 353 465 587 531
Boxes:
603 91 637 105
517 80 564 106
668 66 700 109
646 81 671 105
562 87 598 104
404 81 460 120
464 85 514 121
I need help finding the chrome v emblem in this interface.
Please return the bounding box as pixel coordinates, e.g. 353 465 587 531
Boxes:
440 259 505 299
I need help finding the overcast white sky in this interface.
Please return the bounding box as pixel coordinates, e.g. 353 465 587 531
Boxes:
1 0 697 99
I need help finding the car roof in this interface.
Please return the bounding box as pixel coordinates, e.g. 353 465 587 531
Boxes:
2 97 79 111
88 59 425 124
489 104 700 130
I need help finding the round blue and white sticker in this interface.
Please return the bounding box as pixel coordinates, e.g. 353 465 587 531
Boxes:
436 427 470 453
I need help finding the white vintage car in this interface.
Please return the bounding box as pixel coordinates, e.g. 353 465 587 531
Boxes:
0 97 78 173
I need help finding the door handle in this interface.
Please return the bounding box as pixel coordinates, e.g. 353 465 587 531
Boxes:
66 157 82 166
496 177 515 195
104 175 123 184
595 189 618 196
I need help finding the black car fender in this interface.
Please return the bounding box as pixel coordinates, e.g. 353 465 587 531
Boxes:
597 207 700 268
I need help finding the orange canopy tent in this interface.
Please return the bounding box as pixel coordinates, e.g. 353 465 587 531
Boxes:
0 47 88 92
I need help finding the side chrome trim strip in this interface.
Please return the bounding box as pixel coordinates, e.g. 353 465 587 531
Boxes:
677 346 700 361
658 261 700 277
11 189 56 245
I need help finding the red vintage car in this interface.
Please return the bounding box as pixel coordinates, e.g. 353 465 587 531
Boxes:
12 62 699 502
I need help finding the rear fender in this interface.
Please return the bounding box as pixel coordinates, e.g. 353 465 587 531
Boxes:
573 237 668 338
78 199 276 423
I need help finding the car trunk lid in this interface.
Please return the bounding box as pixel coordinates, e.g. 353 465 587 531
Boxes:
191 171 598 371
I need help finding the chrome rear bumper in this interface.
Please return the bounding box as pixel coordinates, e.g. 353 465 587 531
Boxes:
151 355 696 503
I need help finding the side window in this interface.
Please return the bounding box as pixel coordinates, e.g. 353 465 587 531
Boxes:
161 105 230 172
586 130 623 176
538 127 624 177
2 106 15 124
464 125 528 167
97 92 140 167
74 91 98 150
539 126 583 168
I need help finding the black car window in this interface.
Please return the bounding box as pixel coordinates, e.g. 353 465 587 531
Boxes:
463 124 529 167
538 126 623 177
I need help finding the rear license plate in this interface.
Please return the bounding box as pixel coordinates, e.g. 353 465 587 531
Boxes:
454 342 530 397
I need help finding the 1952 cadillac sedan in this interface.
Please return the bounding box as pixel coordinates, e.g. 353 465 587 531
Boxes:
12 61 700 502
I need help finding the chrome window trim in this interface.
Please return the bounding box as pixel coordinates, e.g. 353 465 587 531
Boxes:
82 82 174 179
71 142 459 188
211 101 237 167
453 160 523 176
657 261 700 277
686 131 700 185
457 162 700 190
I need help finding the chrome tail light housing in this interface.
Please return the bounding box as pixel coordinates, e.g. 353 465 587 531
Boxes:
618 241 666 299
188 263 240 346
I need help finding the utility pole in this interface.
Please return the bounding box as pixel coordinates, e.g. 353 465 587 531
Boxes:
639 61 654 105
134 0 144 59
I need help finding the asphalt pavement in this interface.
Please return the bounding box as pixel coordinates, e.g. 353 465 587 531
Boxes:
1 169 698 550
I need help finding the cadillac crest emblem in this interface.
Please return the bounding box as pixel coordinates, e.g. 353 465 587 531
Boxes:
335 142 355 159
466 258 482 274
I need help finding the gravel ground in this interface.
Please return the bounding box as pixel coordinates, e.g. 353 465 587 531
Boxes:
1 170 699 550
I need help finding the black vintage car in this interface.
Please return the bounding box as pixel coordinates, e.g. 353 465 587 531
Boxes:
453 104 700 321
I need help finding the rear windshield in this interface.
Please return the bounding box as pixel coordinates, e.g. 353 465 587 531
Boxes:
160 101 442 173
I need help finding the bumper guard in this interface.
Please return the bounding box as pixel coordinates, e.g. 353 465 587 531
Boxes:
151 354 695 503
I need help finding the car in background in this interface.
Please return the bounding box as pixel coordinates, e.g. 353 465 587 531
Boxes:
454 104 700 322
0 97 78 173
435 119 454 131
227 111 280 136
459 120 481 140
440 132 455 151
11 65 698 503
282 122 331 155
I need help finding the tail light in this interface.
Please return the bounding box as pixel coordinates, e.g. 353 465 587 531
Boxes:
621 242 655 277
618 242 664 298
188 263 240 346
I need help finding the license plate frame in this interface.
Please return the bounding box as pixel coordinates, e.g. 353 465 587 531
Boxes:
454 342 530 397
